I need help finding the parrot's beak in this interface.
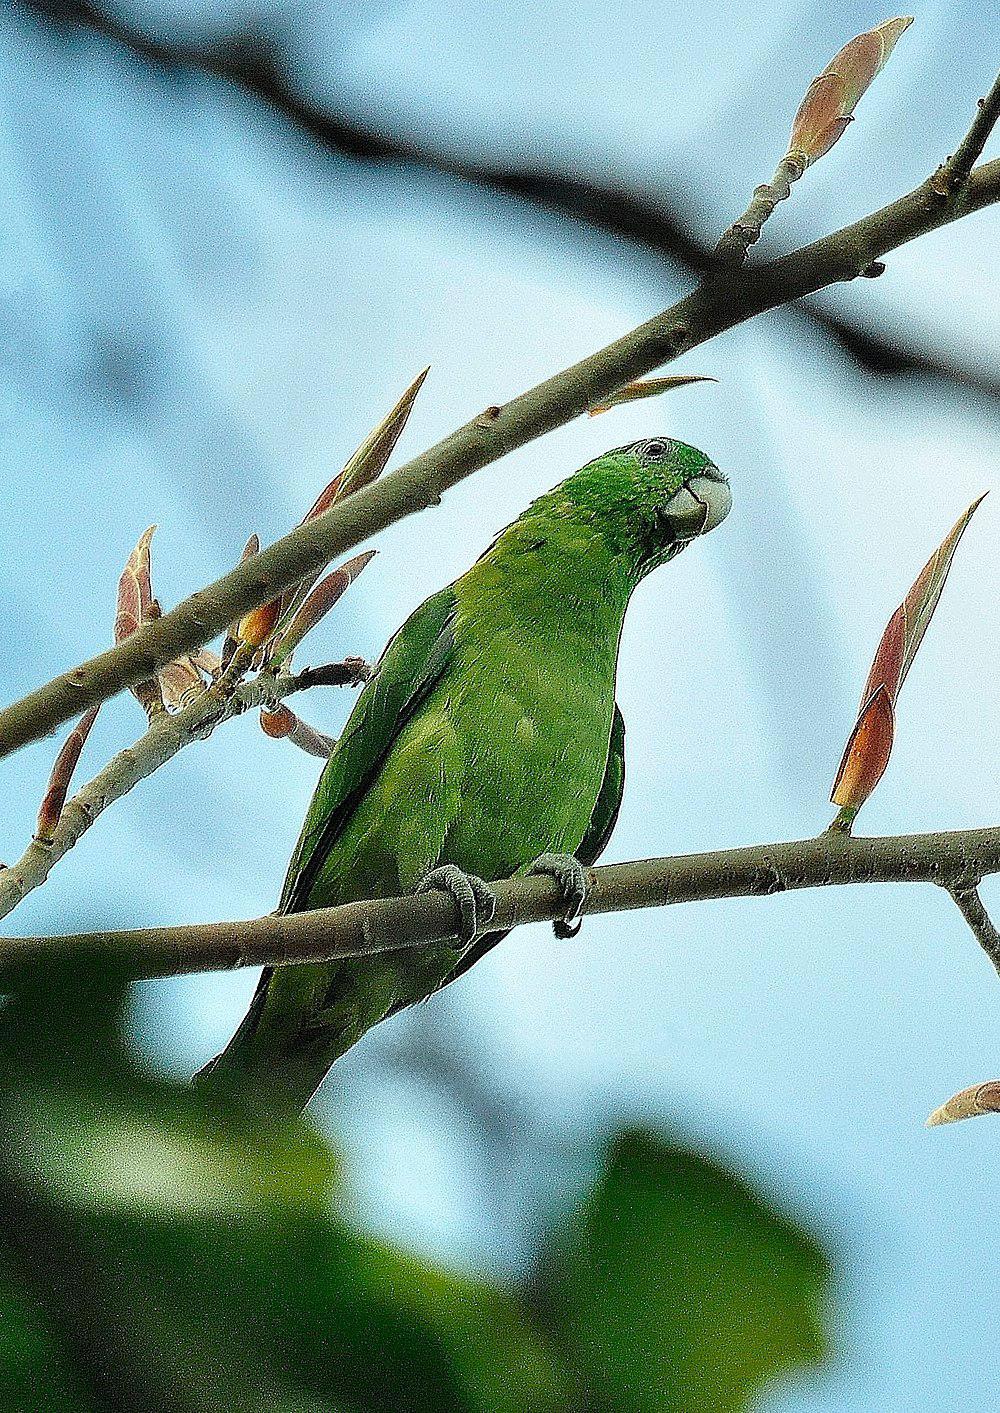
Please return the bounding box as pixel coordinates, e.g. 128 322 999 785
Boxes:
658 471 732 541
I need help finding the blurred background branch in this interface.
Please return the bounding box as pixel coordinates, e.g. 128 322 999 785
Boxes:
22 0 1000 403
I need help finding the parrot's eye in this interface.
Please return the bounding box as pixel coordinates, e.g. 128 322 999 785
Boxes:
641 439 669 459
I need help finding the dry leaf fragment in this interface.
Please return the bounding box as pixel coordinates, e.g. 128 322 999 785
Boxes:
588 376 717 417
927 1081 1000 1127
115 527 163 717
157 656 207 712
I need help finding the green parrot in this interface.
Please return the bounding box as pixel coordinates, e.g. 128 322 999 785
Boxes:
199 438 731 1112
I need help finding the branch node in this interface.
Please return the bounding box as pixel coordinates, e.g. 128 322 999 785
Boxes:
823 807 857 837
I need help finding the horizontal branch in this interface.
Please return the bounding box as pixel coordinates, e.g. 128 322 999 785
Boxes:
0 663 358 922
5 824 1000 984
1 152 998 762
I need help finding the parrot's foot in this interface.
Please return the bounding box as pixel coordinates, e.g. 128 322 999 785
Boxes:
417 865 497 944
530 853 588 939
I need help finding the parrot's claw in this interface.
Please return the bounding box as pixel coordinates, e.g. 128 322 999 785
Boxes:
530 853 588 939
417 865 497 944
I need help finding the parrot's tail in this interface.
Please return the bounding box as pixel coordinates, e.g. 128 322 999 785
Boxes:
192 967 335 1118
194 934 511 1118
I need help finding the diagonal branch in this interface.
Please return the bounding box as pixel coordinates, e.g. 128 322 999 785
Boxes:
946 883 1000 978
25 3 1000 401
7 824 1000 984
0 662 363 922
1 152 998 760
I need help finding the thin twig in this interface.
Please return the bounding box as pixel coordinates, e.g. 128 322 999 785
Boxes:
291 658 371 690
7 825 1000 983
937 68 1000 193
285 716 336 758
946 883 1000 978
714 154 806 265
0 663 362 922
1 156 998 761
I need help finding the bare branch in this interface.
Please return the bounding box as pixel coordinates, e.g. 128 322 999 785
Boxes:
0 664 362 922
1 152 998 760
946 884 1000 979
7 824 1000 984
292 658 371 691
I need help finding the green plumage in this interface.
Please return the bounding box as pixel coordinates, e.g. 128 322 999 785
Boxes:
201 438 730 1111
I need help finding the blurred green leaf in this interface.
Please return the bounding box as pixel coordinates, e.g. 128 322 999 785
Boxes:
13 1087 335 1218
0 1260 95 1412
539 1130 832 1413
0 959 564 1413
0 964 832 1413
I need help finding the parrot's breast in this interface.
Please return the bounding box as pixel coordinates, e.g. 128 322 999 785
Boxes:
434 600 621 881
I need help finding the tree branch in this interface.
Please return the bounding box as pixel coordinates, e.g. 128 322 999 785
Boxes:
946 884 1000 978
7 824 1000 984
1 151 998 761
0 663 360 922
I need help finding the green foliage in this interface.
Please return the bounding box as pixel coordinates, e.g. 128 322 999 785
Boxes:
539 1132 831 1412
0 960 833 1412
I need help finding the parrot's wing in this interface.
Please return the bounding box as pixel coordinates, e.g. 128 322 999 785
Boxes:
430 703 626 993
576 703 626 865
279 586 458 914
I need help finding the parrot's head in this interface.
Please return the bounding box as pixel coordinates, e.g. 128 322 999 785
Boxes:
558 437 732 579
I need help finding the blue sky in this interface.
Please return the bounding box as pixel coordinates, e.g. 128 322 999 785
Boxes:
2 1 999 1406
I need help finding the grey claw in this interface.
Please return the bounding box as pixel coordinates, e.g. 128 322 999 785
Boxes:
530 852 588 939
417 865 497 944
